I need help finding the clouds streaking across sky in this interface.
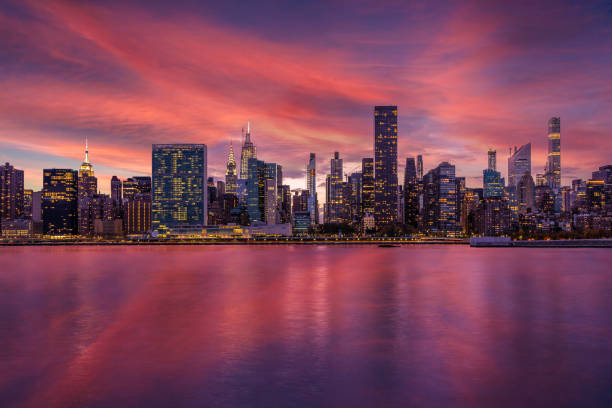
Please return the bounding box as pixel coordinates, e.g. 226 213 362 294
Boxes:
1 0 611 193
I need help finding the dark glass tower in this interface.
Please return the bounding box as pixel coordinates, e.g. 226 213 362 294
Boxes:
374 106 398 225
361 158 374 215
152 144 207 237
404 157 418 228
42 169 78 235
546 117 561 192
0 162 24 221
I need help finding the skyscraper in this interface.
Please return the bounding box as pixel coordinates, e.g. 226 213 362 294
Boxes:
152 144 207 237
546 117 561 192
111 176 122 203
78 139 97 236
361 158 374 215
325 152 344 223
488 149 496 171
0 162 24 221
422 162 457 234
517 173 536 214
507 143 531 188
483 150 504 198
306 153 317 224
42 169 78 235
417 155 423 181
247 158 265 223
239 122 256 180
404 157 418 228
225 141 238 195
374 106 398 225
122 177 151 200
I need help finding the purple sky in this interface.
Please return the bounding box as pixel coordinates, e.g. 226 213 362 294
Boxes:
1 0 611 193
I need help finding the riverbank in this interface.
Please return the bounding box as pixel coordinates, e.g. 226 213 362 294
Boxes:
2 238 612 247
470 238 612 248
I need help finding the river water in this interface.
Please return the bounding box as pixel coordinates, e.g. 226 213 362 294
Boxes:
1 245 611 407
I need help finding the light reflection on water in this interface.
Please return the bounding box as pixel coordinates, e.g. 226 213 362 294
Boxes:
0 245 611 407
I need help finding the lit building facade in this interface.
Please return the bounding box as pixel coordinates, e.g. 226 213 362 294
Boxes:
404 157 419 228
152 144 207 237
546 117 561 192
42 168 78 235
78 141 98 236
0 162 24 221
508 143 531 188
325 152 344 223
374 106 398 225
361 158 374 216
225 142 238 195
306 153 317 224
239 123 256 180
423 162 457 234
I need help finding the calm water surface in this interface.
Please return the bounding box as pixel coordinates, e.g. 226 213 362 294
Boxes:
1 245 611 407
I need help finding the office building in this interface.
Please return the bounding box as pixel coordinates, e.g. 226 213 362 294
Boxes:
306 153 318 224
325 152 345 223
417 155 423 181
239 122 256 180
361 158 374 216
0 162 24 221
508 143 531 188
483 150 504 198
78 140 98 236
123 177 151 200
152 144 207 237
545 117 561 192
42 169 78 235
517 173 536 214
422 162 457 234
374 106 398 225
225 142 238 195
404 157 419 228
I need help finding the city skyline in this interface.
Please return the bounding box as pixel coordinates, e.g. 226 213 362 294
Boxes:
1 1 611 193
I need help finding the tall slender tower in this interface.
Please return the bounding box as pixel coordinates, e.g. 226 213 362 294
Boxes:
417 155 423 181
306 153 317 223
374 105 398 225
239 122 257 180
78 137 97 235
546 117 561 192
488 149 496 171
225 141 237 195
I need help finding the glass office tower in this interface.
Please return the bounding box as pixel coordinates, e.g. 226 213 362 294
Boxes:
374 106 398 225
152 144 207 237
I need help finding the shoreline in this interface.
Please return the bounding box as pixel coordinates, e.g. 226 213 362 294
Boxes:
1 239 611 247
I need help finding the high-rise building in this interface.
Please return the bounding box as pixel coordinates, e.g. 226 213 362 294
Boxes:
247 158 265 223
152 144 207 237
348 172 362 222
0 162 24 221
123 176 152 235
265 178 277 224
225 141 238 195
361 158 374 216
374 106 398 225
77 139 97 236
476 196 510 236
246 158 279 224
42 169 78 235
483 150 504 198
23 189 33 218
32 191 42 222
508 143 531 188
122 177 151 200
546 117 561 192
417 155 423 181
239 122 256 180
124 194 151 235
517 173 536 214
306 153 317 224
488 149 496 171
422 162 457 234
404 157 418 228
325 152 344 223
111 176 122 203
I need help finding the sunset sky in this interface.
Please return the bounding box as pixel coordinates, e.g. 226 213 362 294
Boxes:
1 0 611 193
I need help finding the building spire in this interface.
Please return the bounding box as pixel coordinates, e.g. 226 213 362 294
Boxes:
84 136 89 163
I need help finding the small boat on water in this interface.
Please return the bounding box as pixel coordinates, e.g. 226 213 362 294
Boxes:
378 244 400 248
